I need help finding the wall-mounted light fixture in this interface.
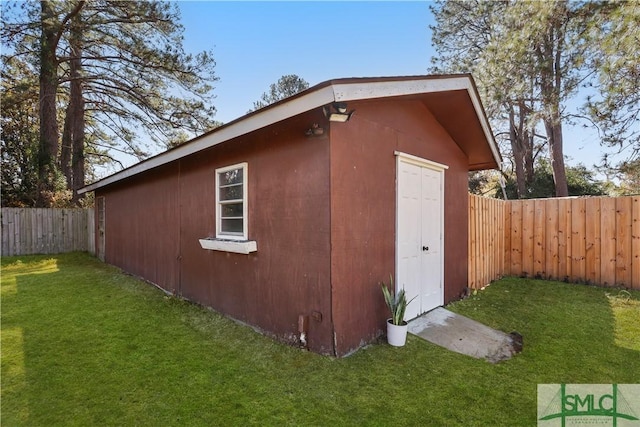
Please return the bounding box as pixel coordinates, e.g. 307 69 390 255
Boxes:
305 123 325 137
323 102 355 122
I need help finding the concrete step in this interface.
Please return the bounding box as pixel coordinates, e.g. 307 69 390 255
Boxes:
408 307 522 363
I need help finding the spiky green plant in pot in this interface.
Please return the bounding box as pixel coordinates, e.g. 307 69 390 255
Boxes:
381 275 415 325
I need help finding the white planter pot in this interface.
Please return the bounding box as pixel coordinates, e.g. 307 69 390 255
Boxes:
387 319 408 347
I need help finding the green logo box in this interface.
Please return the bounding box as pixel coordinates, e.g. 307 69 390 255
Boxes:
538 384 640 427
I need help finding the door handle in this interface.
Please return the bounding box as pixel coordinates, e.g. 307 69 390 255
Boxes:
422 246 429 251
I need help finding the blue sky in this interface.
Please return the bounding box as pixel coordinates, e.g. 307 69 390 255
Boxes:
177 1 607 170
179 1 434 121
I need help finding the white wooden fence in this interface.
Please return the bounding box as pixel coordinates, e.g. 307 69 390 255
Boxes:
1 208 95 256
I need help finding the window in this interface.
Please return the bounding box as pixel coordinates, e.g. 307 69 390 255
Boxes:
201 162 255 253
216 162 248 240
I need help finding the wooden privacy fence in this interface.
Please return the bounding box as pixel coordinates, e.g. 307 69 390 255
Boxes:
1 208 95 256
3 201 638 290
469 194 640 290
468 195 506 290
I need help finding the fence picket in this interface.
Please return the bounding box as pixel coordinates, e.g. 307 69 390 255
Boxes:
511 201 523 276
533 199 546 278
600 198 617 286
557 199 568 280
545 198 559 280
616 197 633 287
585 198 601 285
571 198 586 283
504 201 512 276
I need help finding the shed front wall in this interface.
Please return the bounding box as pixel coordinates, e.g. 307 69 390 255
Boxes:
97 112 336 354
329 99 469 356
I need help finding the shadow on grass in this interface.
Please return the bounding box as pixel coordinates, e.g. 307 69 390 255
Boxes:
606 290 640 352
447 278 640 382
2 254 639 426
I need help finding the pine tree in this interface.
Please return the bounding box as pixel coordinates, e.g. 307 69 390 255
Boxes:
1 0 218 205
430 0 637 197
250 74 310 112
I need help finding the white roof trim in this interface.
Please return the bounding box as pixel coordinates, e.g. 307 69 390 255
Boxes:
464 83 502 169
79 75 500 194
332 76 470 101
333 77 500 166
79 85 335 193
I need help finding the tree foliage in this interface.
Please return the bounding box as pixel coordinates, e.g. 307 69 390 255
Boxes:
250 74 309 112
472 160 607 200
585 1 640 159
1 1 218 206
607 158 640 196
430 0 543 198
1 56 41 206
430 0 638 198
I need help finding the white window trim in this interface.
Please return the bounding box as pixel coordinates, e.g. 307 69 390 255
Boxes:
200 161 256 254
215 162 248 241
199 238 257 254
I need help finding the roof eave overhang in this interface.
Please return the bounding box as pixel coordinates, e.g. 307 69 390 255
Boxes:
79 75 501 194
79 85 336 194
469 161 501 172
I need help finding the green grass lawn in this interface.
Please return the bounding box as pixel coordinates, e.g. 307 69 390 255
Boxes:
2 253 639 426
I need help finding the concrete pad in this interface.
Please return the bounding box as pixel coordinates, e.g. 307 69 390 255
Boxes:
408 307 521 363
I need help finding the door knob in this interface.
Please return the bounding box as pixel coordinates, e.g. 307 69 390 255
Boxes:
422 246 429 251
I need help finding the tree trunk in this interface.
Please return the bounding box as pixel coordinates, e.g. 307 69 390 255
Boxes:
508 101 537 199
37 0 60 207
61 108 73 189
545 118 569 197
509 105 527 198
64 11 85 204
71 95 85 204
523 129 535 188
537 4 569 198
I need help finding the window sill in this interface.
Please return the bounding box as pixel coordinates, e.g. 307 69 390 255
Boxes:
199 238 257 254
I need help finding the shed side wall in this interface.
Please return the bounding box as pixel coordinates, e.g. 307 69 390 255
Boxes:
178 121 334 354
97 164 181 293
98 113 335 354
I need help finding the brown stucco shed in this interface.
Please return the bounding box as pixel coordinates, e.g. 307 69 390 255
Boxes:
80 74 501 356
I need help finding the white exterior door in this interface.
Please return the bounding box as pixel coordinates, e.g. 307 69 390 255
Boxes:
396 152 447 321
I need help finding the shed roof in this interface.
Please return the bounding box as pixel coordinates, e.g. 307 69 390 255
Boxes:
80 74 501 194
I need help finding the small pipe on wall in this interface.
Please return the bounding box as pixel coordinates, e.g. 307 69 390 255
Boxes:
298 314 308 349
